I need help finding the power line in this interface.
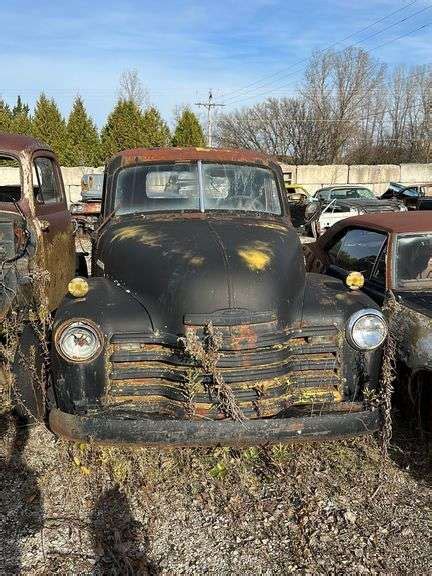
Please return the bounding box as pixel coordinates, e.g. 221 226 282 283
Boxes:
220 0 420 100
223 6 432 105
225 21 432 107
195 90 225 147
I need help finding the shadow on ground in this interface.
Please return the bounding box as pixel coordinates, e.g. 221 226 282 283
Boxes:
90 485 159 575
0 412 43 574
389 412 432 487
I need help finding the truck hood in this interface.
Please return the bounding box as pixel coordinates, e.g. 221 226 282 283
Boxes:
96 214 305 334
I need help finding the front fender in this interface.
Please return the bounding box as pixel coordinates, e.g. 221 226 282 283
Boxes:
390 303 432 375
301 273 382 328
302 273 384 398
51 277 153 413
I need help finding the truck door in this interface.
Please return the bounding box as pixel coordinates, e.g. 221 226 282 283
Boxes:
33 153 75 311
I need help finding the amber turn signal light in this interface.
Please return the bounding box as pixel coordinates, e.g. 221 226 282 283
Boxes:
346 271 365 291
68 277 89 298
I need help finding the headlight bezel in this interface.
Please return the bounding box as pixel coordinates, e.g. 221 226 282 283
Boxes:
346 308 387 351
55 318 103 363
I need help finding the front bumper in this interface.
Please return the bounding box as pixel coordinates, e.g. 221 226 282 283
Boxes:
49 408 380 447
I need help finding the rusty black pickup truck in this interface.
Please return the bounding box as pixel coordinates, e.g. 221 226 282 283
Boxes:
43 147 387 446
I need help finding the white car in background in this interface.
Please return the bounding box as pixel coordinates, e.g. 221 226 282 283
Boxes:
305 185 406 237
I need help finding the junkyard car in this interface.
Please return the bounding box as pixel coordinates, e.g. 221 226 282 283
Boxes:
46 147 387 446
304 185 405 237
303 212 432 432
0 134 75 416
284 184 310 229
70 173 103 232
381 181 432 211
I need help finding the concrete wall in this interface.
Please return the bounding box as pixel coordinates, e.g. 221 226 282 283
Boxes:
280 162 432 196
60 166 104 204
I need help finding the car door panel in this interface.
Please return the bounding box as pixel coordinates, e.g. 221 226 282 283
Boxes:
33 154 75 311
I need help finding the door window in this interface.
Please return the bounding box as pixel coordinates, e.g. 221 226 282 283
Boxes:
328 228 387 277
34 157 63 204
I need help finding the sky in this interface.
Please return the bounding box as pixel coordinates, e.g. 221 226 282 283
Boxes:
0 0 430 127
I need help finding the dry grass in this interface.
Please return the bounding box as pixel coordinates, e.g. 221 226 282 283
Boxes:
0 411 431 575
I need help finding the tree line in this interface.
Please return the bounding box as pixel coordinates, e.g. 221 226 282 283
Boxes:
0 87 205 166
215 48 432 165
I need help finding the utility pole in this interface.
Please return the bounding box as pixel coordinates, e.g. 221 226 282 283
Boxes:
195 90 225 147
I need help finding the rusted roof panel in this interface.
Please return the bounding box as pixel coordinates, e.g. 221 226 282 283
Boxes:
333 211 432 234
111 146 276 167
0 132 51 155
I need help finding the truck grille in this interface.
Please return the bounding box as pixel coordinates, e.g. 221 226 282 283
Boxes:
107 323 342 420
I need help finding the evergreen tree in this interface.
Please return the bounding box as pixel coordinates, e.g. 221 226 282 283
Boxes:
11 96 32 135
65 96 100 166
172 108 205 147
0 100 13 133
32 94 67 163
142 106 171 147
100 99 148 160
12 96 30 117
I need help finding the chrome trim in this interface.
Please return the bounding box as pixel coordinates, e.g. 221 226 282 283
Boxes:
197 160 205 213
346 308 387 351
55 319 103 363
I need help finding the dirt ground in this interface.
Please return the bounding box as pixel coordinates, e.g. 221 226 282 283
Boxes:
0 410 431 575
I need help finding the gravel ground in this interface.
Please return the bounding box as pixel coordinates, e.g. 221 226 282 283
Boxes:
0 412 431 575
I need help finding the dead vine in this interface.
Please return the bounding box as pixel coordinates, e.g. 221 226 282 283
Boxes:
179 322 245 421
379 295 398 454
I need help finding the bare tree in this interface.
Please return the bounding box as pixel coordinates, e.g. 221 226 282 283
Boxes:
215 48 430 165
118 69 149 109
301 48 386 162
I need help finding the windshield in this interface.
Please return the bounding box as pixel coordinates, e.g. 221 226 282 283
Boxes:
316 187 375 202
113 162 282 215
396 233 432 289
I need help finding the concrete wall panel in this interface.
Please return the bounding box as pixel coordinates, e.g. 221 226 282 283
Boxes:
400 163 432 184
347 164 400 196
295 164 348 187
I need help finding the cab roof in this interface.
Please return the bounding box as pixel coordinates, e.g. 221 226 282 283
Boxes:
334 211 432 234
109 146 278 168
0 132 52 155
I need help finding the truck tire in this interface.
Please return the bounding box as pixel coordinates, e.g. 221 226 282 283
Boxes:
12 324 46 422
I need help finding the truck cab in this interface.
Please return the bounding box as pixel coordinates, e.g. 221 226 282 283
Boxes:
0 134 75 419
0 133 75 319
48 147 387 446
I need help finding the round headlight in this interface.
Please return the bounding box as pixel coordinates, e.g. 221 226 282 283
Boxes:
346 309 387 351
56 320 102 362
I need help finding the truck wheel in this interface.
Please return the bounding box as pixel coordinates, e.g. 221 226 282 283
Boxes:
12 324 46 422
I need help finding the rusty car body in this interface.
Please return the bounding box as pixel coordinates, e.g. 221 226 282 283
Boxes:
70 173 103 233
304 185 406 238
0 134 75 317
0 133 76 417
381 182 432 211
303 211 432 432
47 147 388 447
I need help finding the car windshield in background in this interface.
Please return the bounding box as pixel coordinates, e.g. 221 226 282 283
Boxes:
114 162 282 215
317 188 375 202
396 233 432 288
